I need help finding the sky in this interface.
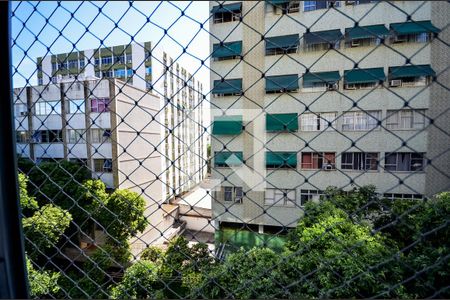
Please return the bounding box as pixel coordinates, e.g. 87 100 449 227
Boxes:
11 1 212 92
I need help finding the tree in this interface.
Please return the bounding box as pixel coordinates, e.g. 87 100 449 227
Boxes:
284 200 406 298
190 247 282 299
110 261 163 299
19 173 72 297
373 192 450 298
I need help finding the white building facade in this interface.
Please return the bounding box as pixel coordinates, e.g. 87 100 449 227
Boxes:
209 1 450 233
37 42 208 201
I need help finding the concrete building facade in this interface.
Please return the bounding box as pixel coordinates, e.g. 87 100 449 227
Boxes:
36 41 208 201
209 1 450 233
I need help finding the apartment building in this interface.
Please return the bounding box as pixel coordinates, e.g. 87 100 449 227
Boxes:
209 1 449 234
14 78 163 208
37 41 208 200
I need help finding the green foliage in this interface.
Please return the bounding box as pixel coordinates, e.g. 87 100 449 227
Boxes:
190 248 282 299
23 204 72 257
141 246 164 263
19 173 70 297
374 192 450 298
27 258 60 297
110 261 162 299
18 173 38 212
92 188 147 244
26 160 91 224
285 200 405 298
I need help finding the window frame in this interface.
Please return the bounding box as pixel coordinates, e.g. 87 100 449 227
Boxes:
301 152 336 170
342 110 381 131
90 98 110 113
264 188 296 207
341 152 379 171
384 152 425 172
386 109 426 130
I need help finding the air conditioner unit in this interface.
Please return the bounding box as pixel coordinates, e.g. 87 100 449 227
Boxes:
351 40 360 47
390 79 402 87
323 164 335 171
327 83 339 91
346 0 356 4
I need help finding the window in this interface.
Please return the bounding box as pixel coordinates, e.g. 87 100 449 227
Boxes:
223 186 243 203
114 69 126 77
16 131 28 143
301 152 336 170
346 0 374 5
35 101 61 116
393 32 430 44
342 111 380 131
341 152 378 171
94 58 100 66
386 109 426 130
67 129 85 144
304 1 339 12
127 69 133 77
15 104 27 117
145 66 151 75
126 53 133 64
267 1 300 14
382 193 424 200
213 10 241 24
94 159 113 173
32 130 63 143
52 63 58 71
90 98 110 113
102 70 114 78
101 56 113 65
345 37 381 48
390 76 429 87
38 78 43 85
51 76 58 84
265 188 296 206
384 152 425 172
115 54 125 64
91 128 111 143
69 158 88 166
300 112 336 131
345 81 378 90
300 189 323 206
79 58 85 68
58 61 67 70
68 60 78 69
68 99 85 114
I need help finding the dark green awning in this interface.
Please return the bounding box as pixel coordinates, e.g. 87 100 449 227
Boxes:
211 2 242 13
212 79 242 94
390 20 440 35
344 68 386 84
265 74 299 92
212 115 243 135
304 29 343 44
215 152 243 166
212 41 242 58
266 113 298 132
267 0 290 6
389 65 435 79
265 34 300 50
303 71 340 85
346 24 389 39
266 152 297 168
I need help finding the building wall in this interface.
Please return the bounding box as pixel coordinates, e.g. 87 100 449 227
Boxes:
210 1 448 229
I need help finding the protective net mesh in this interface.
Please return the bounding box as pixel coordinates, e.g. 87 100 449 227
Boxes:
10 1 450 298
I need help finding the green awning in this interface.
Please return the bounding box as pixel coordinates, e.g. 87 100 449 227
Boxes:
265 34 300 50
304 29 343 44
266 152 297 168
215 152 243 166
389 65 435 79
212 41 242 58
266 113 298 132
344 68 386 84
346 24 389 39
390 20 440 35
267 0 290 6
303 71 340 85
212 79 242 94
265 74 299 92
211 2 242 13
212 115 243 135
